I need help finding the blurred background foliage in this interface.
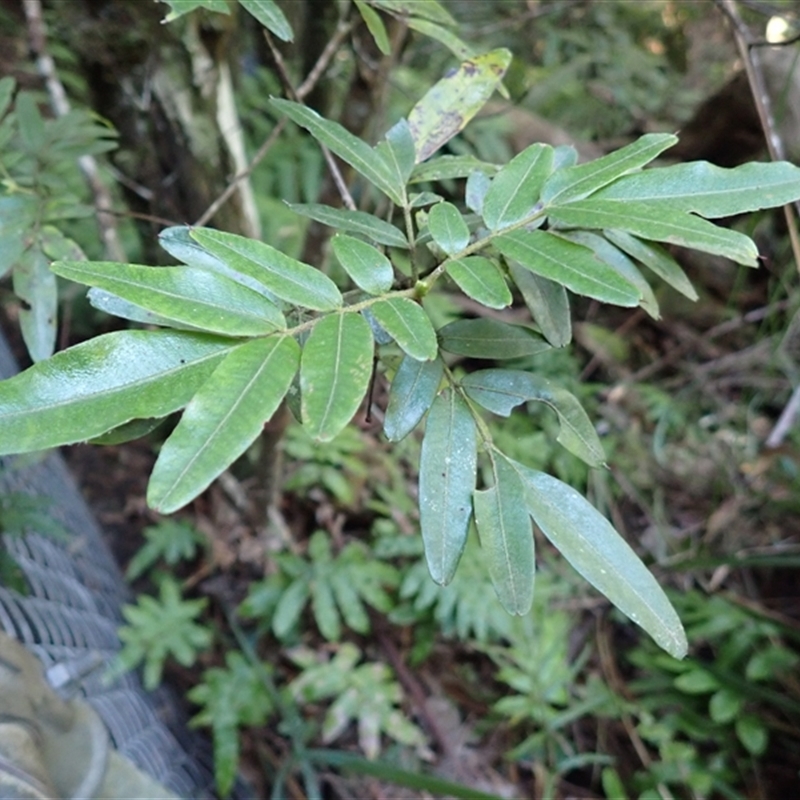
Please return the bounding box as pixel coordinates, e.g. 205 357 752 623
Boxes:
2 0 800 797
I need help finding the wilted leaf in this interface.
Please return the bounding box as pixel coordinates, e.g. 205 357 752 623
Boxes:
301 313 374 441
408 48 512 162
419 389 477 584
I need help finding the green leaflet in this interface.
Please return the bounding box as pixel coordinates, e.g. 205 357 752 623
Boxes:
159 225 279 300
465 171 491 215
428 201 470 255
53 261 285 337
371 0 456 26
369 297 437 361
239 0 293 41
405 17 474 61
494 229 642 306
445 256 512 310
473 452 534 615
438 318 551 359
88 288 199 331
0 330 234 453
286 203 408 249
593 159 800 218
604 229 698 301
148 335 300 513
507 262 571 347
0 195 38 277
482 143 554 231
419 389 477 585
461 369 605 467
512 461 688 659
407 48 512 163
269 98 403 204
162 0 229 21
354 0 390 54
547 200 759 266
375 119 416 194
564 231 660 319
190 227 342 311
301 313 374 441
384 356 443 442
331 234 394 295
14 246 56 362
541 132 677 206
410 154 500 183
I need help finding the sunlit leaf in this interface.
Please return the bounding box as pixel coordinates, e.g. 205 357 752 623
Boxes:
419 388 477 584
548 200 759 265
239 0 293 42
593 159 800 218
461 369 605 466
191 227 342 310
286 203 408 248
541 133 677 206
407 48 512 163
512 461 688 658
507 262 571 347
473 452 534 615
482 143 554 231
446 256 511 309
269 98 402 204
370 297 437 360
604 229 697 301
428 201 469 255
331 234 394 295
53 260 286 337
494 230 641 306
438 318 551 359
384 355 443 441
301 313 374 441
149 335 300 513
0 330 234 453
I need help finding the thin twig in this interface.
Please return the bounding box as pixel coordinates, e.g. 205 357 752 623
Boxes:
194 16 357 227
263 30 356 211
23 0 126 261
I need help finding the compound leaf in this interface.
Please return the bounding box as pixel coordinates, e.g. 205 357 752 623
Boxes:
513 461 687 659
473 452 534 615
149 334 300 513
0 330 233 453
301 313 374 441
419 388 477 584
